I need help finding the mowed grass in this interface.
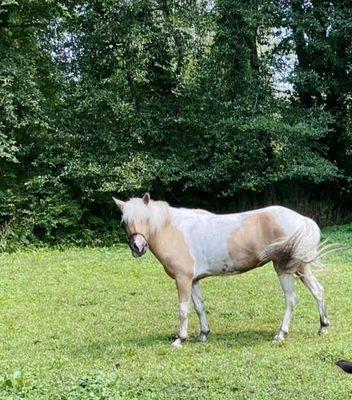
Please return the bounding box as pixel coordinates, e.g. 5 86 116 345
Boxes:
0 226 352 399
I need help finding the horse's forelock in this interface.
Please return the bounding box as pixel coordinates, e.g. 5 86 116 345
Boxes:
122 198 169 233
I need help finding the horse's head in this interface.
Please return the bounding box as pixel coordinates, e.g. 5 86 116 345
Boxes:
113 193 151 257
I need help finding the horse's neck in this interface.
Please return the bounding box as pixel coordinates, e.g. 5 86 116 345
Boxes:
147 207 184 255
147 220 171 264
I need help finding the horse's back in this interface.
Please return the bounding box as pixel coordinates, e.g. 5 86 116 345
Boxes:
178 204 319 246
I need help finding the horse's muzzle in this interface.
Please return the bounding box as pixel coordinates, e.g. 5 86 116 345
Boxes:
128 234 148 257
131 245 148 258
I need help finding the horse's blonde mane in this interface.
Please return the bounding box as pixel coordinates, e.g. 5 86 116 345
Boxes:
122 198 170 233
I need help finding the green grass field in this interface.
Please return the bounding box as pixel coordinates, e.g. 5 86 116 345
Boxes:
0 225 352 399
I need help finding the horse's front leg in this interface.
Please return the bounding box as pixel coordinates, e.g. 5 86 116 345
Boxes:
192 281 210 343
172 275 192 348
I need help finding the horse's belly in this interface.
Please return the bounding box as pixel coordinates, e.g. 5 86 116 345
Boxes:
196 251 258 277
201 259 244 277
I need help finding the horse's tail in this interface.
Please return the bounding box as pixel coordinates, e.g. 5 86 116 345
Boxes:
263 219 338 273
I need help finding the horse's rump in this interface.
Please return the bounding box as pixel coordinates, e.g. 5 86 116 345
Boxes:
263 220 322 272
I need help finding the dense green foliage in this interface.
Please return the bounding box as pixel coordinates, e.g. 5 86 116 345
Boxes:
0 0 351 247
0 225 351 398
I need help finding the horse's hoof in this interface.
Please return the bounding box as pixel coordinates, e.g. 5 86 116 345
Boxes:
171 338 183 348
319 327 329 336
273 331 287 345
199 334 208 343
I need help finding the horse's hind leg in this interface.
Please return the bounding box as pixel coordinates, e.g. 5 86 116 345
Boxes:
274 272 298 343
192 281 210 343
298 265 330 335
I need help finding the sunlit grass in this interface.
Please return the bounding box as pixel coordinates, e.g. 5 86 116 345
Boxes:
0 225 351 399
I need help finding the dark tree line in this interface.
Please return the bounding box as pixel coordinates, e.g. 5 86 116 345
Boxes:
0 0 351 249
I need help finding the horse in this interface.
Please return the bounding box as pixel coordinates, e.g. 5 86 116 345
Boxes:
113 193 329 348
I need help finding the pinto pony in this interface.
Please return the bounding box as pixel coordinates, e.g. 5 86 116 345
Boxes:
113 193 329 348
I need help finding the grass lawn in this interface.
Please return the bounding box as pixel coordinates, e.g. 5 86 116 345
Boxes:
0 225 352 399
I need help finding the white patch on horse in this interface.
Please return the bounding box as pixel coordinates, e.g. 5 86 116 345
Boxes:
169 208 242 277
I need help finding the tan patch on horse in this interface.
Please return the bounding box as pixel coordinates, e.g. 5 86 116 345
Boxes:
148 224 195 280
227 212 285 270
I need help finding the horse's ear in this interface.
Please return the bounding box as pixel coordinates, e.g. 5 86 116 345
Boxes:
112 197 125 211
142 192 150 205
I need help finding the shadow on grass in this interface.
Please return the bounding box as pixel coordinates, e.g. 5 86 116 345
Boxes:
207 329 275 346
122 329 275 348
69 329 276 357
